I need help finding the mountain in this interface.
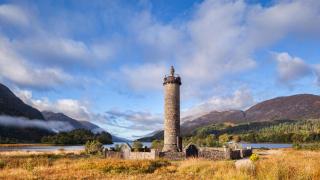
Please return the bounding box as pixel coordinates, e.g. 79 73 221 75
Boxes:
112 135 131 142
140 94 320 141
245 94 320 121
0 83 53 143
138 130 164 142
0 84 44 120
42 111 104 132
42 111 129 142
42 111 85 129
182 110 246 134
79 121 130 142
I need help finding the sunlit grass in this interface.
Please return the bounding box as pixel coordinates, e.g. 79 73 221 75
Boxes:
0 149 320 179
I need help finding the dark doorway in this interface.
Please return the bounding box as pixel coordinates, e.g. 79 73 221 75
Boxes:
186 144 198 158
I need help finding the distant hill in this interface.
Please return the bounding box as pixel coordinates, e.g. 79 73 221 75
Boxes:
42 111 129 142
112 135 131 142
0 83 53 143
0 83 44 120
140 94 320 141
42 111 85 129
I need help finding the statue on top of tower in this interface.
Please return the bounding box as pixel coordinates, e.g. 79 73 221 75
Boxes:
170 66 175 76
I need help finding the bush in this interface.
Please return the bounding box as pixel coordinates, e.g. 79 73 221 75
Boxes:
0 160 5 169
132 140 143 152
249 153 259 162
219 134 231 144
85 140 104 155
151 140 163 150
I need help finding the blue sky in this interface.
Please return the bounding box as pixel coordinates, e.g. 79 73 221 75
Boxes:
0 0 320 139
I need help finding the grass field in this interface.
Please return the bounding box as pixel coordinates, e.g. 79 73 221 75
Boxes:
0 149 319 179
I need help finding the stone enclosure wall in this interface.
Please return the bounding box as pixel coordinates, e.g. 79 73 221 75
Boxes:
104 144 252 161
159 151 186 160
199 150 227 160
105 149 159 160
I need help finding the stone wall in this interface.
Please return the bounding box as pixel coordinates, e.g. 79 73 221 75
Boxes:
199 150 226 160
126 150 158 160
104 151 122 158
105 145 252 161
106 149 159 160
159 151 185 161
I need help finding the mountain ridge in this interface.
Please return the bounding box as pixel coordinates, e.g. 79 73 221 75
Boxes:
139 93 320 141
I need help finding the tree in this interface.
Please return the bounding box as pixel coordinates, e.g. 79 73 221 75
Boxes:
85 140 104 155
151 140 163 150
205 134 216 147
232 135 241 143
132 140 143 152
96 132 112 144
219 134 230 144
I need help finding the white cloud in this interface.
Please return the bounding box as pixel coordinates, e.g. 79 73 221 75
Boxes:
119 63 167 90
14 36 115 66
0 4 29 26
121 0 320 98
104 109 163 139
182 88 254 122
0 36 73 89
274 52 312 84
15 89 90 121
131 11 184 61
314 65 320 86
15 88 164 139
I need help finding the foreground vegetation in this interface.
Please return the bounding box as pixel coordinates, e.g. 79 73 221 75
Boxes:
0 149 319 179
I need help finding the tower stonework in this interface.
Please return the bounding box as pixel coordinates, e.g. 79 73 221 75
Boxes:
163 66 182 152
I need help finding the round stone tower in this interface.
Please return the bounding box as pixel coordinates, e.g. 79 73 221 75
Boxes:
162 66 182 152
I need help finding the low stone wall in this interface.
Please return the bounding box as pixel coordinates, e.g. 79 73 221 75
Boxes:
105 146 252 161
105 151 122 158
199 150 226 160
159 152 185 160
127 150 158 160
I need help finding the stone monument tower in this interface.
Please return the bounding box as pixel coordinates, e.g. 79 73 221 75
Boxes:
163 66 182 152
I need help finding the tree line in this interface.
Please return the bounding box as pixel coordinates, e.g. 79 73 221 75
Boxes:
41 129 112 145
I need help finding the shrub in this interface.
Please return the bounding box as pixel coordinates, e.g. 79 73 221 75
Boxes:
0 160 5 169
250 153 259 162
151 140 163 150
85 140 104 155
219 134 231 144
132 140 143 152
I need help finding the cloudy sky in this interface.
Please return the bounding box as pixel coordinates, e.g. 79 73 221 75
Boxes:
0 0 320 139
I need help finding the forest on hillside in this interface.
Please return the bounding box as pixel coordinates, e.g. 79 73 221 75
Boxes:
187 119 320 145
148 119 320 149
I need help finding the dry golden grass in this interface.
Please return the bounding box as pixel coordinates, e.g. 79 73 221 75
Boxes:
0 149 319 179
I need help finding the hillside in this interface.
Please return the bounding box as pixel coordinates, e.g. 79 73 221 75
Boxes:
140 94 320 141
183 94 320 133
0 83 53 143
42 111 86 129
42 111 129 142
0 84 44 120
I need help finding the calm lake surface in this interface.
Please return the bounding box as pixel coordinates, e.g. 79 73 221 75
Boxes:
0 142 291 152
239 143 292 149
0 142 151 152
